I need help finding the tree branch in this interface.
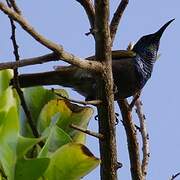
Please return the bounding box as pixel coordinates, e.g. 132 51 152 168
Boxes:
94 1 118 180
110 0 129 44
0 49 136 71
0 53 58 70
118 99 143 180
70 124 103 139
0 2 102 72
135 98 150 178
8 0 21 14
76 0 95 30
170 172 180 180
54 89 102 106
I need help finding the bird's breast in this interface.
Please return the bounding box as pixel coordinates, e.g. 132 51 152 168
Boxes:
134 55 154 89
112 58 142 99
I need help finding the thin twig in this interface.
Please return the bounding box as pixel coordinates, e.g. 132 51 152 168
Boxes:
6 0 40 139
70 124 103 139
8 0 21 14
116 162 123 169
110 0 129 44
170 172 180 180
7 8 19 60
15 87 40 138
76 0 95 30
85 28 95 36
135 98 150 178
54 90 102 106
0 53 58 70
0 2 102 72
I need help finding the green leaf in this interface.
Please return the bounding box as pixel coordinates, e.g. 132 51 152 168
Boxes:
16 136 42 159
45 143 100 180
38 99 93 143
21 87 69 136
0 87 17 126
15 158 50 180
0 69 13 94
0 101 49 179
39 125 72 157
0 107 19 180
23 87 56 121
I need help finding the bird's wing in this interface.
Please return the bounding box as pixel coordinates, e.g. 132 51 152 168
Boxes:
86 50 136 60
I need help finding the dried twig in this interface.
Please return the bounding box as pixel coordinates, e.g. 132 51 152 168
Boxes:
135 98 150 178
6 1 19 60
0 2 102 72
118 99 143 180
70 124 103 139
110 0 129 44
54 91 102 106
0 53 58 70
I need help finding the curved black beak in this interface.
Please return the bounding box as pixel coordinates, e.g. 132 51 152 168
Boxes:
154 19 175 39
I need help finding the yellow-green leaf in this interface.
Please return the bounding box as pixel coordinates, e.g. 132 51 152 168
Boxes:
0 107 19 180
0 69 13 94
38 125 72 157
15 158 50 180
38 99 93 143
45 143 100 180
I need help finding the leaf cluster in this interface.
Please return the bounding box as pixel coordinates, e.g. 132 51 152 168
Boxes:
0 70 99 180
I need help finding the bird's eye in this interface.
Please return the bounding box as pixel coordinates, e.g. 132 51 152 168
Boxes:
146 47 156 57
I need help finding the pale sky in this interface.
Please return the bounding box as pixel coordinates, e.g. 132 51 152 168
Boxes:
0 1 179 179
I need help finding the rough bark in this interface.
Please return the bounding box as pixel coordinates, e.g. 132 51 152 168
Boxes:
94 1 118 180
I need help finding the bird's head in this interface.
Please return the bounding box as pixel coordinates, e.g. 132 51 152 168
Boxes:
133 19 175 61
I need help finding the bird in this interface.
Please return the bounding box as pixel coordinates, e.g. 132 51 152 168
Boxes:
15 19 174 101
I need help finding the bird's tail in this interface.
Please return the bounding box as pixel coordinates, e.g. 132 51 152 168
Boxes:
11 66 80 88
